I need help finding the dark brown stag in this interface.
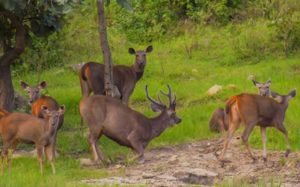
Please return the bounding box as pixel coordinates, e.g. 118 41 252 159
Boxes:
79 46 153 104
220 89 296 162
80 85 181 164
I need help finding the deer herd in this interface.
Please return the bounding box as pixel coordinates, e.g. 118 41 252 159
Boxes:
0 46 297 174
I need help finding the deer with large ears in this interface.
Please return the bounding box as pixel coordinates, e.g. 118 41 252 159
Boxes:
252 79 272 96
79 45 153 105
0 105 65 174
20 81 64 129
219 89 296 162
80 85 181 164
20 81 64 158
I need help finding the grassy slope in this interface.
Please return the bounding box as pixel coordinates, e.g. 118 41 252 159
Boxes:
2 2 300 187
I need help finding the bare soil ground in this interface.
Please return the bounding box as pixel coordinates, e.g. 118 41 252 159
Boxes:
81 137 300 186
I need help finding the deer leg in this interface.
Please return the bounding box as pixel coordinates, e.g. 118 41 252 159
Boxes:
1 140 16 173
36 145 44 174
260 127 267 162
127 133 145 164
277 124 291 157
45 145 55 174
1 146 9 174
242 123 256 160
217 119 227 143
131 142 145 164
88 129 104 164
219 119 240 161
7 140 18 172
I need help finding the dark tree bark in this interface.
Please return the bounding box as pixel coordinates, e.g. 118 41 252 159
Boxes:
96 0 120 98
0 11 26 111
0 65 14 111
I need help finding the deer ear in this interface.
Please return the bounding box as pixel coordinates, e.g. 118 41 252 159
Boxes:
59 105 65 114
150 103 165 112
288 89 296 99
128 48 135 55
145 45 153 53
252 80 260 87
38 81 47 89
20 81 29 90
271 91 282 103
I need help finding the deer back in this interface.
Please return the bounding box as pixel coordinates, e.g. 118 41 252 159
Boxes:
0 113 46 141
226 93 286 127
0 109 9 120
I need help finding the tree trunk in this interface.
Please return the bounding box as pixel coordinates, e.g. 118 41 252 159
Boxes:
96 0 120 98
0 64 14 111
0 11 26 111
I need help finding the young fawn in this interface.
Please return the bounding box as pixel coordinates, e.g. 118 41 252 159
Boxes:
0 105 65 174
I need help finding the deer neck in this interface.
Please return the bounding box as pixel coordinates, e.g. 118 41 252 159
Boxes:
132 64 145 81
44 118 57 137
149 111 169 139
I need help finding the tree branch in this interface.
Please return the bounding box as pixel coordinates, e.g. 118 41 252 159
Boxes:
0 11 26 67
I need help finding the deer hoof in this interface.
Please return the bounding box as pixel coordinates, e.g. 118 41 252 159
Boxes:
138 157 145 164
285 149 291 157
263 157 267 163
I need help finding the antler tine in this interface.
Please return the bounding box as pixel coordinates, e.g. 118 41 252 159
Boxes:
145 85 164 106
160 84 172 106
173 94 176 103
157 93 164 105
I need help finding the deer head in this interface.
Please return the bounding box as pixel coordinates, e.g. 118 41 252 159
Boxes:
41 105 65 130
270 89 296 110
145 84 181 126
129 45 153 71
252 79 271 96
20 81 47 105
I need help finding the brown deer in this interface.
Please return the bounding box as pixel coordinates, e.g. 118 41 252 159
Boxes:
209 108 228 133
79 46 153 104
0 105 65 174
80 85 181 164
0 109 9 119
209 79 272 134
252 79 272 96
20 81 64 157
219 89 296 162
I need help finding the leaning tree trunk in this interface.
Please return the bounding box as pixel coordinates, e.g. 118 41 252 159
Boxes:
0 11 26 111
96 0 120 98
0 64 14 111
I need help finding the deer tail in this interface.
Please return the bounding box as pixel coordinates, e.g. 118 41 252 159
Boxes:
225 96 238 114
80 63 88 81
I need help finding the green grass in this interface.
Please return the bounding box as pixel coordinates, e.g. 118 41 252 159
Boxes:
3 3 300 186
8 52 300 186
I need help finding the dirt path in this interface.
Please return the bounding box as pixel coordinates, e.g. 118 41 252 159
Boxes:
81 137 300 186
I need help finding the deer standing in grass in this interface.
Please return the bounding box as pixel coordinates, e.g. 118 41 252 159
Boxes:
0 106 65 174
79 46 153 104
220 89 296 162
80 85 181 164
20 81 64 157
